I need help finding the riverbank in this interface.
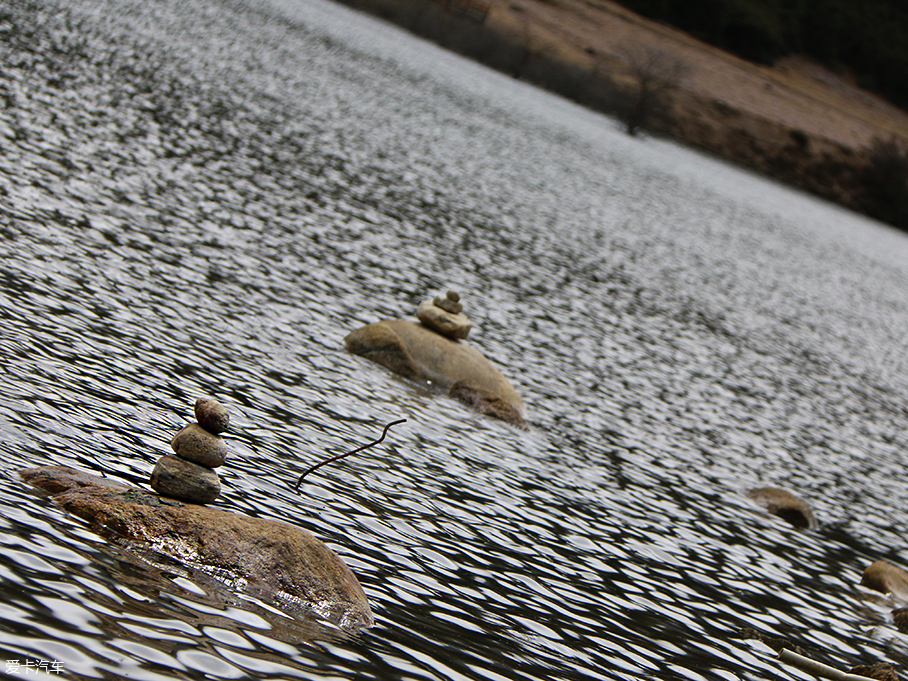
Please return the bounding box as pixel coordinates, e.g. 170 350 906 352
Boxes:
338 0 908 229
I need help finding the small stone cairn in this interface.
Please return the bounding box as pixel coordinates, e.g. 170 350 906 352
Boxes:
150 397 230 504
416 290 471 340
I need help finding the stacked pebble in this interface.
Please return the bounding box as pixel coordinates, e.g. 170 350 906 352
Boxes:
416 290 471 340
150 397 230 504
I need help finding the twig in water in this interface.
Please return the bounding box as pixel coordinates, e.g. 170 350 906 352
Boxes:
778 649 877 681
294 418 407 492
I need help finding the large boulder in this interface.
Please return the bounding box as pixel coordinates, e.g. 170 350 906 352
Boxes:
345 319 527 428
19 466 373 630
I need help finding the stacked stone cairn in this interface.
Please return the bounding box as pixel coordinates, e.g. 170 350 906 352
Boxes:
416 290 471 340
150 397 230 504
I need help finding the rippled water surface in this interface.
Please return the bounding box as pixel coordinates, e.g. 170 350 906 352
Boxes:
4 0 908 678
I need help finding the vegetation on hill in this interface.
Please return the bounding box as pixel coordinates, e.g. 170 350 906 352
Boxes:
617 0 908 109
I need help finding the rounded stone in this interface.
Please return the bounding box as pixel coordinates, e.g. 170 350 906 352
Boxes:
862 560 908 599
893 607 908 633
434 294 463 314
150 455 220 504
171 423 228 468
446 290 460 303
417 299 471 339
195 397 229 434
745 486 817 530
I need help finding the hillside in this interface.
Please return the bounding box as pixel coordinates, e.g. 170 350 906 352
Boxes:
341 0 908 228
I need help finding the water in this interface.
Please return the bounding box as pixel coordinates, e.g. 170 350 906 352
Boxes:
3 0 908 678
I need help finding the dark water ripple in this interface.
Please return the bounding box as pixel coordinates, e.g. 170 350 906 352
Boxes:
3 0 908 678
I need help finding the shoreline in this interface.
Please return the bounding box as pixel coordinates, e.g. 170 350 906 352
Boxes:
338 0 908 229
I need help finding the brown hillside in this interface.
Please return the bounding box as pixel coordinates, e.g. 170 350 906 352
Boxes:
488 0 908 150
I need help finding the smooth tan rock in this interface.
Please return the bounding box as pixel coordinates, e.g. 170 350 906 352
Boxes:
745 487 817 530
345 319 526 427
434 290 463 314
19 466 373 630
195 397 229 434
171 423 228 467
417 300 471 339
151 455 221 503
862 560 908 600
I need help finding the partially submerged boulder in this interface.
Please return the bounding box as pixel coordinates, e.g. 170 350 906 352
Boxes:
746 487 817 530
346 319 526 427
862 560 908 601
20 465 373 630
345 291 527 428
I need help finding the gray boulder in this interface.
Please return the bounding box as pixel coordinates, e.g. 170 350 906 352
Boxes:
345 319 527 428
19 465 373 630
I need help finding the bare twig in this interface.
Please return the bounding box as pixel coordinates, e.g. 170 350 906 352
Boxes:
293 419 407 492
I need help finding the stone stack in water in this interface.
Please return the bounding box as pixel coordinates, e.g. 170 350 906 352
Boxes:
150 397 230 504
416 290 471 340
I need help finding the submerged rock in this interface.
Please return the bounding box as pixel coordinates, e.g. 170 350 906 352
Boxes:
893 607 908 633
745 487 817 530
847 663 899 681
19 466 374 629
345 318 527 428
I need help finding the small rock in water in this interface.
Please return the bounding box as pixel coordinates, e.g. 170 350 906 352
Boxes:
862 560 908 599
745 486 817 530
171 423 228 468
151 455 220 504
195 397 229 434
847 663 899 681
893 607 908 633
417 299 471 339
434 290 463 314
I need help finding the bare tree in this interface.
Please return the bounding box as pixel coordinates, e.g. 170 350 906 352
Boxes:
620 46 689 136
